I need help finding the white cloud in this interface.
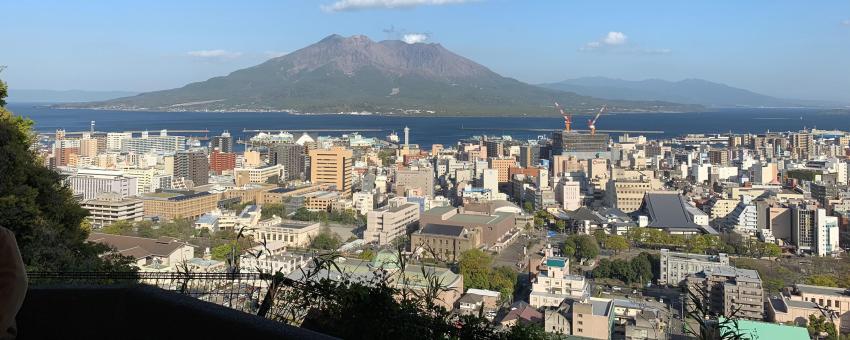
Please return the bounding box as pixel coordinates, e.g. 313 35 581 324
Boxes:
402 33 429 44
186 50 243 60
581 31 628 51
842 19 850 26
321 0 474 12
579 32 669 55
602 31 628 45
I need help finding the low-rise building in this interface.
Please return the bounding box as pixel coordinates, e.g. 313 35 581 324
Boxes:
411 224 481 262
787 284 850 333
658 249 729 286
240 251 310 276
81 192 144 228
87 232 194 271
253 217 321 248
141 191 219 220
456 288 501 320
364 199 420 245
234 164 284 186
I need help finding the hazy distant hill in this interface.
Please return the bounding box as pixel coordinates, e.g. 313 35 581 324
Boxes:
539 77 815 108
67 35 700 116
10 89 137 103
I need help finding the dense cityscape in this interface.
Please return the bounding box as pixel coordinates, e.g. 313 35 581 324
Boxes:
18 113 850 339
3 2 850 340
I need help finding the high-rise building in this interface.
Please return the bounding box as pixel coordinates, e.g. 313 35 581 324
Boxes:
210 131 234 153
175 151 209 186
271 143 306 181
106 132 133 152
209 149 236 175
489 157 516 183
123 131 187 154
79 137 99 157
483 139 504 158
791 204 817 254
309 147 353 195
519 144 541 168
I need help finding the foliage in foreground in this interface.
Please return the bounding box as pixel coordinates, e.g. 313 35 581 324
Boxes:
263 250 549 340
458 249 518 301
0 75 134 272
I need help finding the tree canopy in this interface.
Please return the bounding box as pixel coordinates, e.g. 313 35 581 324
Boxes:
562 234 599 264
0 75 133 271
458 249 518 301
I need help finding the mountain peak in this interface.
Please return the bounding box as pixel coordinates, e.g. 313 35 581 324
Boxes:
73 35 700 115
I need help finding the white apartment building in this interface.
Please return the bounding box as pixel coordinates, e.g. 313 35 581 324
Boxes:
67 168 138 200
659 249 730 285
529 256 589 308
81 192 144 228
353 191 378 215
364 198 420 245
123 131 187 154
106 132 133 152
816 209 840 257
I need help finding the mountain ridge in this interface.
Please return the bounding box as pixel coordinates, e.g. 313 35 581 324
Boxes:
64 35 702 116
538 77 843 108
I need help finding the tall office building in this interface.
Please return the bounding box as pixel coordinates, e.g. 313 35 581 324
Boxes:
395 167 435 197
309 147 353 195
271 143 306 181
210 131 234 153
123 130 187 154
175 151 209 186
519 144 541 168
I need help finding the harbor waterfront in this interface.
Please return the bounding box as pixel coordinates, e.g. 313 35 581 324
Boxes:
12 104 849 148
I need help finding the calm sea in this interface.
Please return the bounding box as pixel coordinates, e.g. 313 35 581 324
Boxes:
8 104 849 149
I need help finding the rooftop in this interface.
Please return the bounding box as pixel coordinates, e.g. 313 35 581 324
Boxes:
719 317 808 340
419 224 466 237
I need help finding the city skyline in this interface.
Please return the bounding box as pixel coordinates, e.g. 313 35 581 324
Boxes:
1 0 849 102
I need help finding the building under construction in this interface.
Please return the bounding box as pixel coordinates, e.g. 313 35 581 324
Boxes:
551 130 609 159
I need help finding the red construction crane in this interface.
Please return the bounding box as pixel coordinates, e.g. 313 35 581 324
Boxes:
554 101 571 132
588 105 607 135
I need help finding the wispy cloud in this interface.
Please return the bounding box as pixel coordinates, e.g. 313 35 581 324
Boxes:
321 0 475 12
579 32 670 55
186 49 243 60
581 31 628 51
842 19 850 26
402 33 429 44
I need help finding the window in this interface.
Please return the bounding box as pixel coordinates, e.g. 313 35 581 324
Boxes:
577 329 583 333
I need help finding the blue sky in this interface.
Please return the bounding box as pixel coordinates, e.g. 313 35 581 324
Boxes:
2 0 849 101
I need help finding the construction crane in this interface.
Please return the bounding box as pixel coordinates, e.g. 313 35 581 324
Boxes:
554 101 571 132
588 105 607 135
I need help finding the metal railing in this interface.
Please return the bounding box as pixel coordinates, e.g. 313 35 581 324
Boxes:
28 271 273 315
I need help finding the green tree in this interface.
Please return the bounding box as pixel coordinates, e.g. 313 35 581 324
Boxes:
261 203 286 219
555 220 566 234
763 243 781 258
606 235 629 253
210 243 234 261
574 234 599 263
100 220 135 236
807 314 838 340
0 76 134 271
311 228 342 250
807 275 840 287
523 201 533 213
459 249 494 290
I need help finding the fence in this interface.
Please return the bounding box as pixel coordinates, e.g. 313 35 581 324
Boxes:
27 271 274 315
